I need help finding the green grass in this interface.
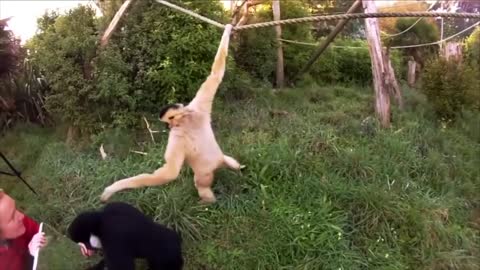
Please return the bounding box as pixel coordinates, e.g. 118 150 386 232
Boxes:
1 85 479 270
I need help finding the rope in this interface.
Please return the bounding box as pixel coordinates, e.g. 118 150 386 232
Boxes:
154 1 480 32
279 21 480 50
234 12 480 30
382 18 423 37
381 1 436 38
279 38 367 49
155 0 224 29
390 21 480 49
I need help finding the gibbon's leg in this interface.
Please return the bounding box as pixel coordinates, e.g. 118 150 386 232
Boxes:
194 172 216 204
223 155 241 170
188 24 233 113
100 139 185 202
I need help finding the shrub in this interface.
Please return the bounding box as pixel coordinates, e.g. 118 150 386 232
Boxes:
420 57 479 121
26 7 99 131
464 26 480 68
310 38 404 85
234 1 314 85
384 17 439 68
27 1 242 132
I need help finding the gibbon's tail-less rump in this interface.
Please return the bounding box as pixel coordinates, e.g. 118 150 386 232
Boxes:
100 24 242 203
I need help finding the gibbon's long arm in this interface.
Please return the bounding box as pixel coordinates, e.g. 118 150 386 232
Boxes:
188 24 233 113
100 138 185 202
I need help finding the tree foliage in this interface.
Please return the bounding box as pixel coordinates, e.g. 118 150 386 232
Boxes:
384 18 439 68
0 18 21 77
378 1 432 34
26 0 238 131
26 6 98 130
1 18 50 131
465 26 480 68
420 57 479 121
235 1 314 84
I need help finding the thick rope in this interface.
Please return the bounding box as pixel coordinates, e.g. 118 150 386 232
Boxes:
381 1 436 38
155 0 224 29
279 20 480 50
234 12 480 31
390 21 480 49
382 18 423 37
154 1 480 32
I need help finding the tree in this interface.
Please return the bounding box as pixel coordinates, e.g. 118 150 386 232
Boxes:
307 0 363 38
431 0 480 39
234 0 314 84
1 18 49 131
378 1 431 34
465 26 480 67
0 17 20 78
26 0 234 134
26 6 99 134
384 18 440 70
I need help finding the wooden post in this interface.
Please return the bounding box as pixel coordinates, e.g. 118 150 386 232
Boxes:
100 0 134 48
441 41 463 61
272 0 284 88
384 49 403 110
293 0 362 83
362 0 390 128
408 58 417 87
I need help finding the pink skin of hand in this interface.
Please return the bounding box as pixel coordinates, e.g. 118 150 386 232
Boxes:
78 242 95 257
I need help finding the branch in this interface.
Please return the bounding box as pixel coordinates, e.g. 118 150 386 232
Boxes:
143 116 159 143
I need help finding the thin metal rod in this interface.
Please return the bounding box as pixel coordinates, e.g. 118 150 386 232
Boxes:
0 152 38 195
0 170 15 176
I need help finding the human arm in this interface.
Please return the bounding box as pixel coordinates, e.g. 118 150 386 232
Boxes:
22 216 47 269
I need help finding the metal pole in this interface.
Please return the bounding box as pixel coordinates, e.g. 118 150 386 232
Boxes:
0 152 38 195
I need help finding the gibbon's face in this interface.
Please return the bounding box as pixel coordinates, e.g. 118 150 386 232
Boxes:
159 103 185 128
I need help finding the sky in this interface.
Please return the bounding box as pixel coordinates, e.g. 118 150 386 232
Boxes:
0 0 99 43
0 0 425 44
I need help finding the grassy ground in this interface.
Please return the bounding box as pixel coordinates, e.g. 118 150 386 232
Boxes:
1 85 479 270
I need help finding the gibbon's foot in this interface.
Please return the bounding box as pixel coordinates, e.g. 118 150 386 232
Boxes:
199 197 217 205
198 188 217 204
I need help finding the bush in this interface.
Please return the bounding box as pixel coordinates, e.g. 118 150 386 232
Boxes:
234 1 314 85
464 26 480 68
309 38 403 85
26 7 99 132
93 0 256 129
27 1 244 132
420 57 479 121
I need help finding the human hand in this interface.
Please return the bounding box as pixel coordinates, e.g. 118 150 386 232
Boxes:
78 242 95 257
28 232 48 256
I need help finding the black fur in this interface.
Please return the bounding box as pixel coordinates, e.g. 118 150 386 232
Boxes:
67 202 183 270
159 104 181 119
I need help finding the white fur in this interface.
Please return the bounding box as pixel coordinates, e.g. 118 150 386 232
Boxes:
89 234 102 248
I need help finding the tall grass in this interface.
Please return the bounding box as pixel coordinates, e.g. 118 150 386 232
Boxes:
1 85 479 269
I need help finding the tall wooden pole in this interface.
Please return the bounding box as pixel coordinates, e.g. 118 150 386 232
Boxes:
272 0 284 88
100 0 134 48
362 0 391 128
293 0 362 82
